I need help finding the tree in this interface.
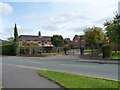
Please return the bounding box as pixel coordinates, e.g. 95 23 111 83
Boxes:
64 38 70 46
51 35 64 54
84 27 104 48
14 24 19 42
7 37 14 41
84 27 104 56
51 35 64 47
13 24 19 55
104 12 120 50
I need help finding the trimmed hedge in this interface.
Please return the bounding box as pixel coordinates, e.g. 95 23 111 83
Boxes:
0 43 17 55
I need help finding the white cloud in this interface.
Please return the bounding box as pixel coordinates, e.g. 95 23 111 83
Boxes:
0 2 13 16
2 0 119 40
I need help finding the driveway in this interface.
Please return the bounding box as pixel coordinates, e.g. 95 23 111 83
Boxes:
2 64 61 88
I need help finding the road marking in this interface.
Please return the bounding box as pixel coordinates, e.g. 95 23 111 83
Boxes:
3 63 46 70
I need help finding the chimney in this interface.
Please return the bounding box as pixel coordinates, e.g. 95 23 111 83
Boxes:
38 31 41 36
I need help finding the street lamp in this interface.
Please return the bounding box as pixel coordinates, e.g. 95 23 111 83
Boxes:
78 36 82 55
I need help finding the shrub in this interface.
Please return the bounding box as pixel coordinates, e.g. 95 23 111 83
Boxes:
1 44 14 55
0 42 19 56
102 44 112 58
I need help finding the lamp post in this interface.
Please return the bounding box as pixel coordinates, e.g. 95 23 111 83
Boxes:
79 36 82 55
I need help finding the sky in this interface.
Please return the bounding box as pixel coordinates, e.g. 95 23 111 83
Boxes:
0 0 119 40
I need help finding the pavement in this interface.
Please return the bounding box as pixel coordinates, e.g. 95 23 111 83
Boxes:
2 64 62 88
78 58 120 64
68 49 120 64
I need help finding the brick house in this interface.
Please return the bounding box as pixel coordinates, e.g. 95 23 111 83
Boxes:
70 35 85 49
19 31 53 54
19 31 53 47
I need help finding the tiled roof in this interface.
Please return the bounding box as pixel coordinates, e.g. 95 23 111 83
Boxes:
19 35 52 41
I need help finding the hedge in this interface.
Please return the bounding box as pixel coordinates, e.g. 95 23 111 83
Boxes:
102 44 112 58
0 43 16 55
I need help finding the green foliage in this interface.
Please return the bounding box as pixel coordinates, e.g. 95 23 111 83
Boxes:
7 37 14 41
105 12 120 48
51 35 64 47
64 38 70 45
111 51 120 60
12 42 19 55
84 27 104 47
105 23 120 44
102 44 112 58
14 24 19 42
0 44 14 55
22 42 30 47
13 24 19 55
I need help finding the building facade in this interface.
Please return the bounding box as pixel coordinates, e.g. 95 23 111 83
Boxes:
71 35 85 49
19 31 53 47
19 31 53 55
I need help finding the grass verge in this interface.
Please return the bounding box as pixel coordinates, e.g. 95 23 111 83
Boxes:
39 70 119 89
41 51 73 55
111 51 120 60
0 84 2 90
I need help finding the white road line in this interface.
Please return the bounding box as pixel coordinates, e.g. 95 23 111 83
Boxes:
3 63 46 70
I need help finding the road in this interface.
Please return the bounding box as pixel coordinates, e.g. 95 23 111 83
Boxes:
2 64 62 88
2 55 118 81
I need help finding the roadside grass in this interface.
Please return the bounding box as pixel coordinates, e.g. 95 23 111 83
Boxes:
39 70 119 89
41 51 73 55
84 49 120 60
0 84 2 90
84 49 101 57
111 51 120 60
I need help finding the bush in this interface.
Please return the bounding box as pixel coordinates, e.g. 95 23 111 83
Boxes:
20 46 26 54
0 42 19 56
102 44 112 58
1 44 14 55
12 42 19 55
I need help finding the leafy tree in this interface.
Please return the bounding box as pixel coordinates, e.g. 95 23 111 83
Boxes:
7 37 14 41
104 12 120 50
23 41 30 47
51 35 64 54
51 35 64 47
84 27 104 48
84 27 104 56
64 38 70 46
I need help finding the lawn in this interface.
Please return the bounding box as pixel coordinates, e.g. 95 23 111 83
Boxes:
84 49 120 60
39 70 119 89
111 51 120 60
41 51 73 55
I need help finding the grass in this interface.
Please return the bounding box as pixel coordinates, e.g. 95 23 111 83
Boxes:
39 70 119 89
84 49 101 57
0 84 2 90
111 51 120 60
84 49 120 60
41 51 73 55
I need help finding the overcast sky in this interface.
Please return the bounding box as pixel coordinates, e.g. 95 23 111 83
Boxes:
0 0 119 40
